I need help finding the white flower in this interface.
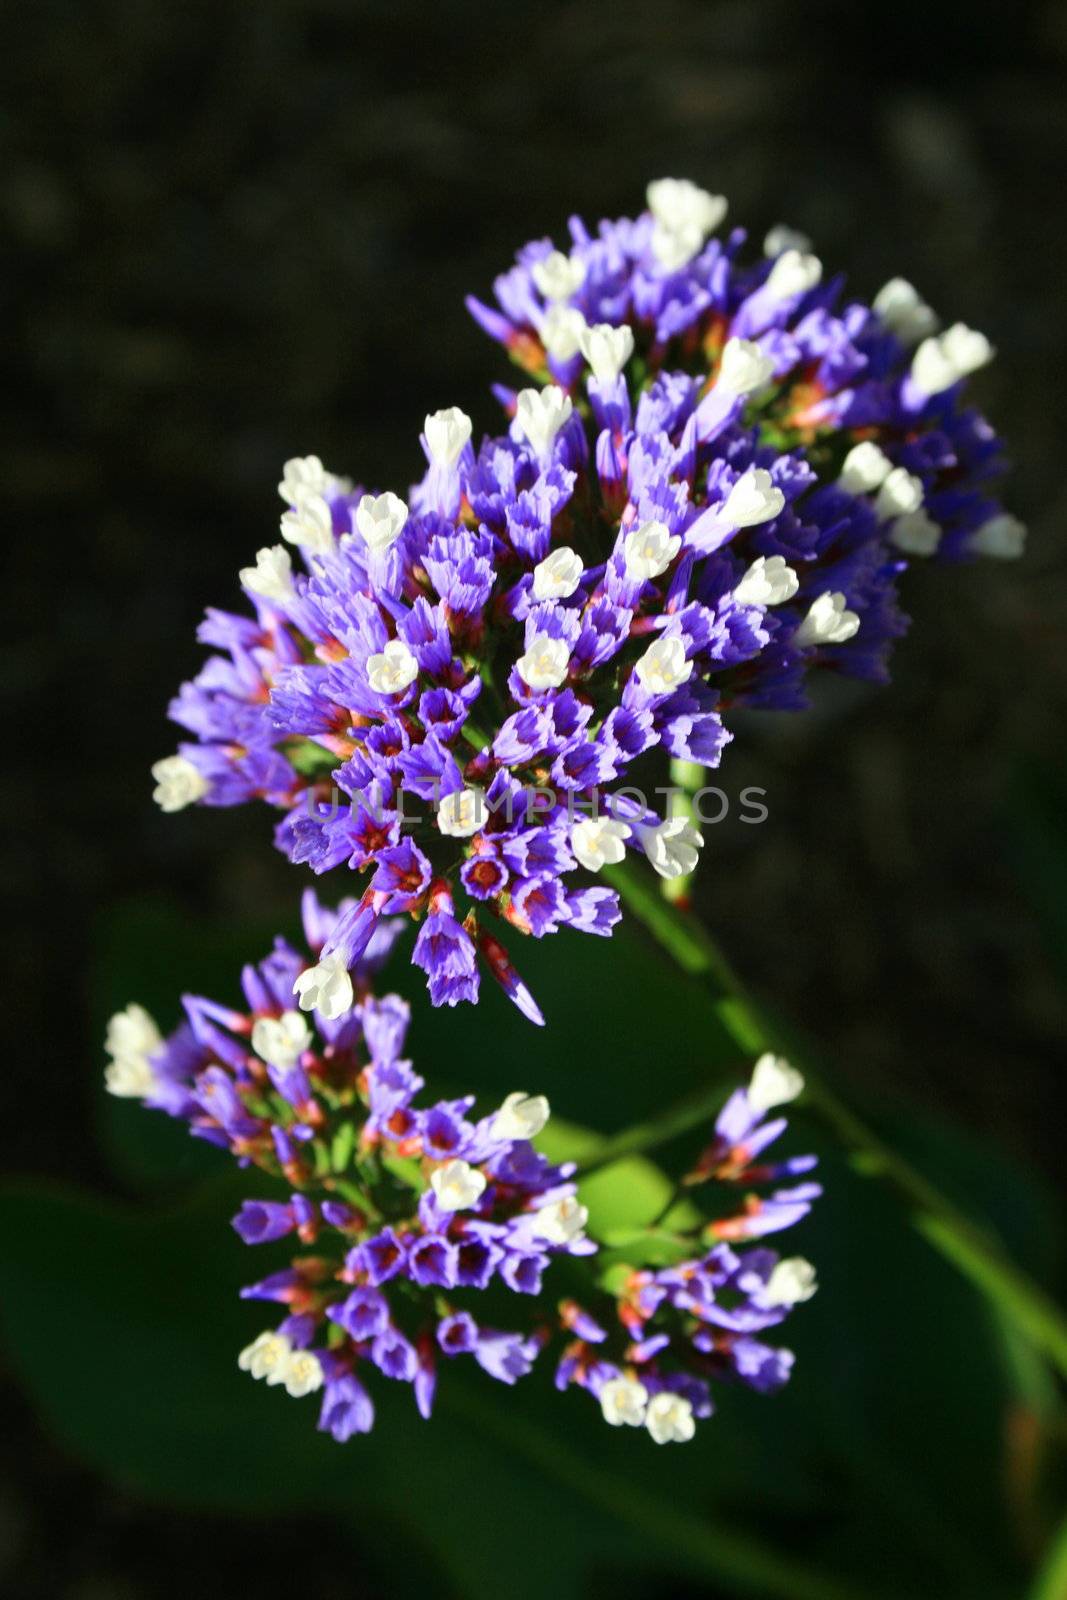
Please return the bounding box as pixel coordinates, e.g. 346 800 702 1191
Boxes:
531 1196 588 1244
910 323 993 397
578 322 635 383
734 555 799 607
748 1051 805 1113
650 219 706 271
531 249 586 301
277 455 337 505
151 754 208 813
572 816 631 873
838 441 893 494
104 1056 157 1098
762 1257 818 1307
532 546 584 601
764 249 822 302
283 1349 325 1398
355 491 408 551
722 468 785 529
640 817 704 880
793 591 860 648
425 406 473 469
293 953 353 1021
280 493 334 554
872 277 937 345
251 1010 311 1070
969 513 1026 560
491 1091 551 1142
104 1002 162 1099
889 510 942 556
645 1392 696 1444
437 785 487 838
874 466 924 519
764 223 813 257
515 385 573 461
623 519 681 582
431 1158 487 1212
633 635 693 695
600 1376 649 1427
646 178 727 238
238 1330 293 1383
540 305 587 361
517 632 571 690
717 336 774 397
239 545 294 603
366 639 419 696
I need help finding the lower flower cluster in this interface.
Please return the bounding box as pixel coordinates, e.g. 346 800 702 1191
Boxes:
104 906 819 1444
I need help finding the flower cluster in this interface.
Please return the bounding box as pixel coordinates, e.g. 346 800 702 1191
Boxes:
554 1053 819 1444
151 179 1020 1025
103 892 592 1438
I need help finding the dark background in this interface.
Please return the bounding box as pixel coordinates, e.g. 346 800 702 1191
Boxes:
3 1 1066 1596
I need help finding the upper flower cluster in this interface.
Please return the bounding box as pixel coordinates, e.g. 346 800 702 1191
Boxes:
103 893 592 1438
555 1052 820 1444
152 180 1020 1023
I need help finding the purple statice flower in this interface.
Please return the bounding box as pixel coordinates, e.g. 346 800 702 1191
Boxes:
104 941 593 1438
554 1053 819 1445
150 183 1019 1023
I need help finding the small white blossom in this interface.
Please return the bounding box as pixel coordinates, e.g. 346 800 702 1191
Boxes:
722 468 785 529
425 406 473 469
764 223 813 258
872 277 938 345
650 219 706 271
239 545 294 603
600 1376 649 1427
764 249 822 302
532 546 584 601
623 519 681 582
793 591 860 648
366 639 419 696
633 635 693 695
889 510 942 556
874 466 924 519
104 1002 162 1100
278 455 337 506
491 1091 551 1142
515 385 573 461
437 785 487 838
531 1196 588 1244
762 1257 818 1307
517 632 571 691
646 178 727 238
572 816 631 872
735 555 799 608
531 250 586 302
579 322 635 383
280 493 334 554
717 336 774 397
838 441 893 494
640 817 704 880
293 953 353 1021
645 1392 696 1444
104 1056 157 1098
355 491 408 552
283 1349 325 1399
238 1330 293 1383
910 323 993 397
969 513 1026 560
151 754 208 813
748 1052 805 1113
540 304 587 361
251 1010 311 1070
431 1158 487 1213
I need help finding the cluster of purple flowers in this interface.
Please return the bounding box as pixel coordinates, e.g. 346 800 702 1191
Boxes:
103 891 592 1437
151 180 1019 1022
555 1052 819 1444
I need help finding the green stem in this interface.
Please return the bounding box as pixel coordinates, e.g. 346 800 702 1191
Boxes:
602 858 1067 1382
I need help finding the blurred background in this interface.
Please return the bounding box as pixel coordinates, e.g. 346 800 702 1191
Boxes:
3 1 1066 1596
